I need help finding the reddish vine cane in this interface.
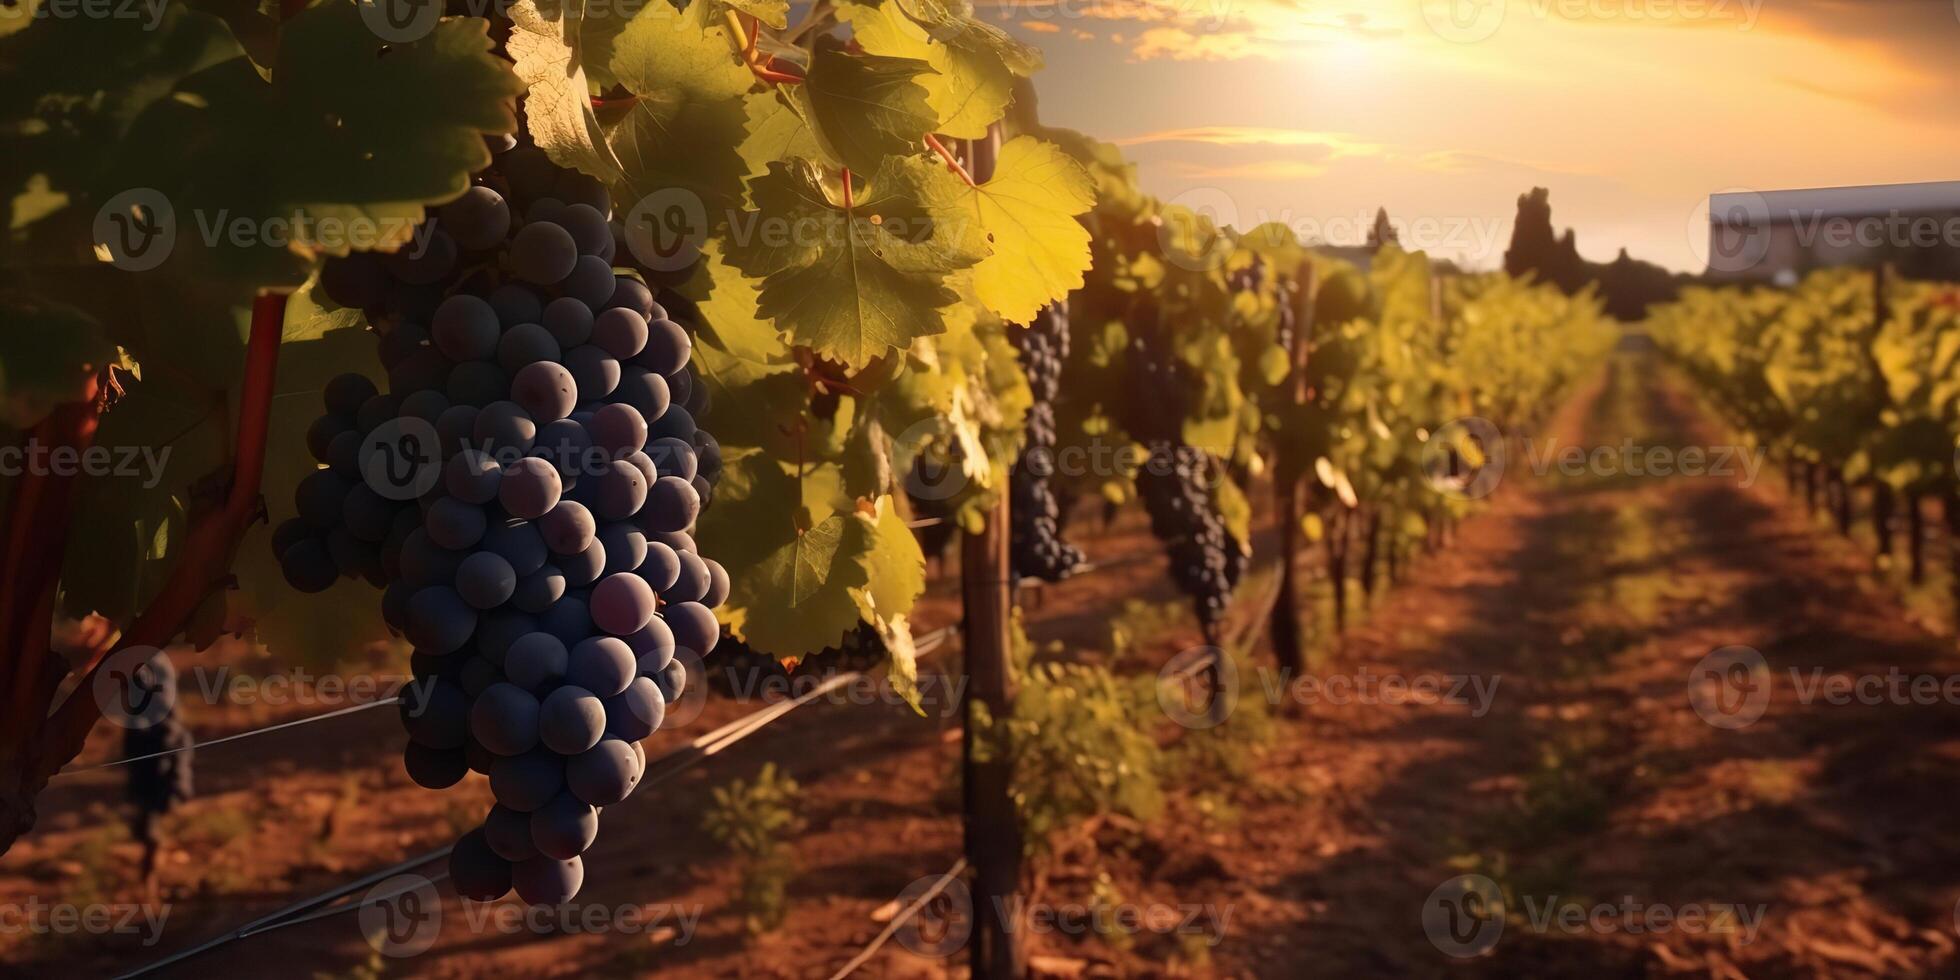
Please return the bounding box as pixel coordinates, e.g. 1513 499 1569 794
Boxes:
0 291 285 854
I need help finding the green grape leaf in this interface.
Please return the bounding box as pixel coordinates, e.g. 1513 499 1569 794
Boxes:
280 274 368 343
691 349 810 464
182 0 282 71
698 447 849 582
837 401 893 500
860 609 922 711
921 136 1095 326
849 496 925 711
736 512 867 655
894 0 1043 76
18 8 508 395
118 2 522 280
720 0 789 29
839 0 1019 138
0 291 115 429
607 0 755 213
575 0 655 89
244 570 399 668
1212 471 1252 550
231 275 393 665
702 450 863 655
853 493 925 621
727 157 983 369
0 3 241 257
739 88 825 187
681 239 793 375
802 42 937 175
58 370 228 623
509 0 626 185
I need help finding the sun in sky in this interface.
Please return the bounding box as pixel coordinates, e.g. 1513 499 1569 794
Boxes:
999 0 1960 272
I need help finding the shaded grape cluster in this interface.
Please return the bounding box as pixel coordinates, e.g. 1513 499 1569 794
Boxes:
1009 303 1084 582
120 655 193 843
275 134 727 905
1226 255 1265 295
1229 256 1293 352
1272 271 1297 355
702 623 888 698
1123 300 1243 632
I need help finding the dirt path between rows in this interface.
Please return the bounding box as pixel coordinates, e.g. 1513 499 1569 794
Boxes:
1200 348 1960 978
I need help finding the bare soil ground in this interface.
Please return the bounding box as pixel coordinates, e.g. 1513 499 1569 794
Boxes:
7 348 1960 978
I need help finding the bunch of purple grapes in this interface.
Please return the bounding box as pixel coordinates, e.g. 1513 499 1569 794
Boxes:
1122 298 1242 632
1008 302 1084 582
273 134 726 905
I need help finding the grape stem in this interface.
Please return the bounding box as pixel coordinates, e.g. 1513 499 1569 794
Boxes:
923 134 976 188
841 167 854 211
725 10 806 86
22 292 286 844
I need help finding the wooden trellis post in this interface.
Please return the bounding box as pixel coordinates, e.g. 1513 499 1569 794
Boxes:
956 129 1027 980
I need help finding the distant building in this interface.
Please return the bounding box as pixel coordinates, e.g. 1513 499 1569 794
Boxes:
1706 181 1960 284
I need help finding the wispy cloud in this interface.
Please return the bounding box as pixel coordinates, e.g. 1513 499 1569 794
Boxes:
1130 26 1282 60
982 0 1401 61
1111 126 1384 153
1166 160 1335 179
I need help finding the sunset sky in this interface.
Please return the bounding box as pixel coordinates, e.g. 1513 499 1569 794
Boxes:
996 0 1960 272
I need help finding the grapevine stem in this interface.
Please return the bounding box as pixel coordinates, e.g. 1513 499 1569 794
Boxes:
725 10 806 86
0 373 103 739
923 134 977 188
841 167 854 212
39 291 287 788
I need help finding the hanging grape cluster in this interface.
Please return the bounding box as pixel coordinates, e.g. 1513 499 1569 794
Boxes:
701 624 890 698
1123 299 1244 633
273 134 727 905
1009 303 1085 582
1226 255 1265 294
119 655 193 849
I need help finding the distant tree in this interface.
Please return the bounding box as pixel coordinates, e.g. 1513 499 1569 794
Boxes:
1505 187 1685 319
1368 207 1400 251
